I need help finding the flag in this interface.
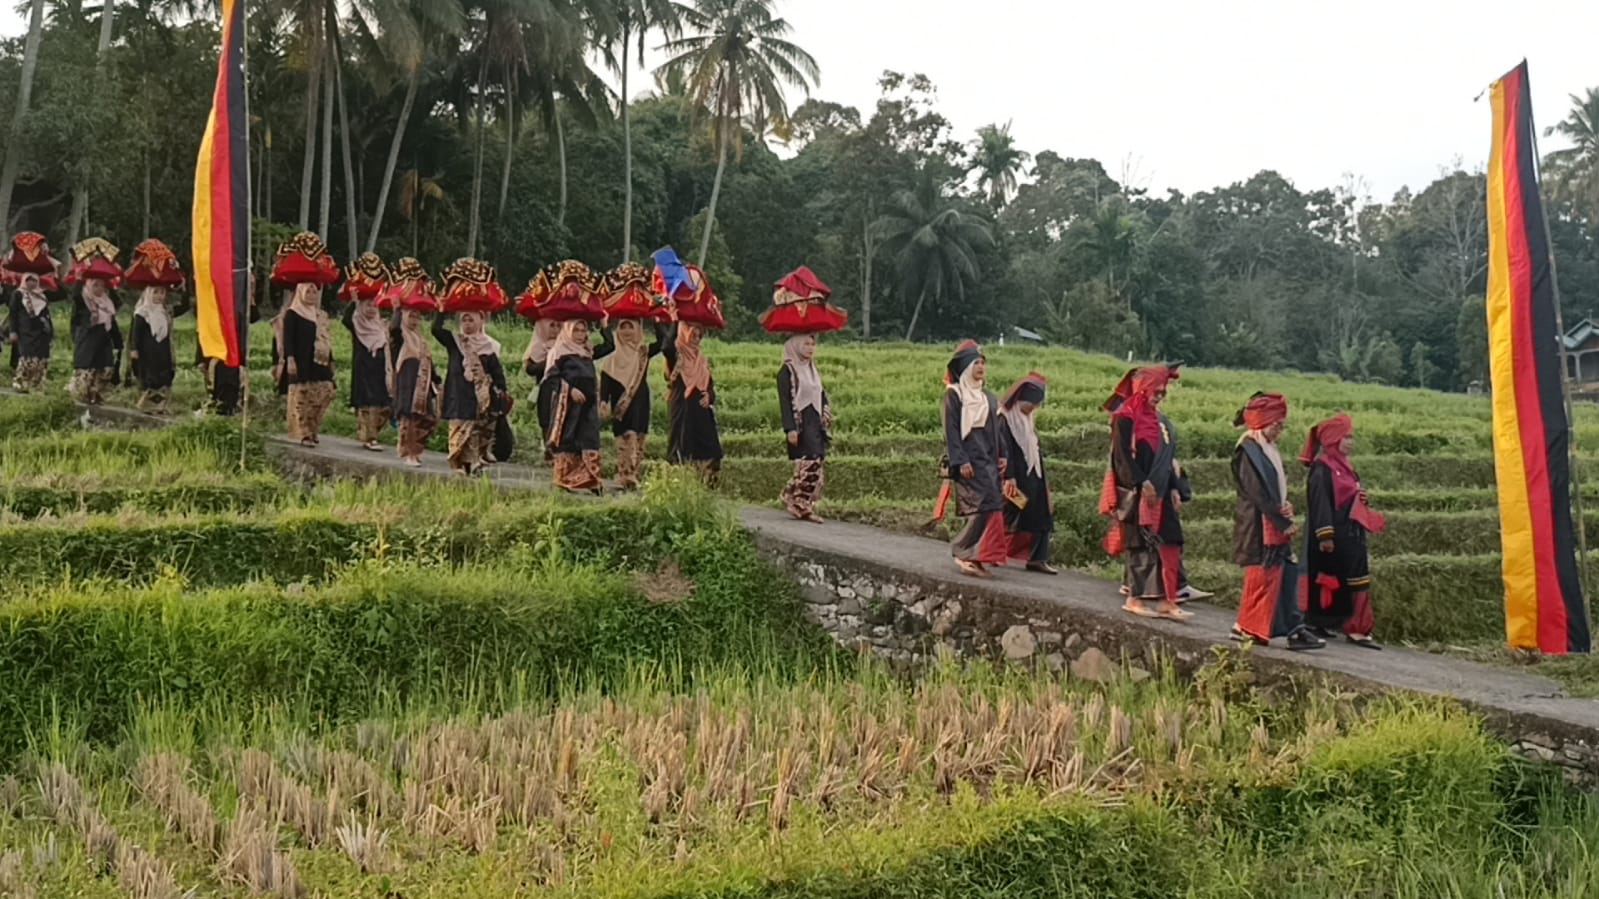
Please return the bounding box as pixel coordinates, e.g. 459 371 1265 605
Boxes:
191 0 250 367
1486 61 1590 654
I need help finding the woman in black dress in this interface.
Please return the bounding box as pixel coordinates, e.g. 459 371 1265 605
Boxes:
70 276 122 405
1105 365 1190 620
997 372 1055 574
940 341 1007 577
434 310 506 475
661 323 723 486
391 305 439 467
521 317 562 462
4 273 53 392
1301 412 1386 649
777 333 832 522
342 299 392 451
546 319 604 493
128 286 187 413
598 319 664 490
281 283 336 446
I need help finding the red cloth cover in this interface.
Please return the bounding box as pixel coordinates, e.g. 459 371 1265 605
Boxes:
122 239 186 288
270 232 340 286
2 232 57 275
439 258 509 314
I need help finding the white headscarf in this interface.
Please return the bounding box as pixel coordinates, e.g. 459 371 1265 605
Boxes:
134 288 171 342
948 361 989 439
83 280 116 329
18 275 45 317
1001 403 1041 477
351 299 388 354
782 335 824 415
1242 430 1289 503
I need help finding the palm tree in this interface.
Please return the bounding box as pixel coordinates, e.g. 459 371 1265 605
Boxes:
971 121 1028 210
599 0 679 261
0 0 48 233
1544 87 1599 221
659 0 819 267
871 173 995 341
64 0 118 249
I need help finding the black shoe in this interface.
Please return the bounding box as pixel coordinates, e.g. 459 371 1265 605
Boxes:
1346 635 1383 651
1307 625 1336 640
1287 629 1326 651
1026 562 1059 575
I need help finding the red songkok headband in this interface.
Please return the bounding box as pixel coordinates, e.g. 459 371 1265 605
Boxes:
1240 392 1288 430
1299 412 1352 465
1102 364 1179 412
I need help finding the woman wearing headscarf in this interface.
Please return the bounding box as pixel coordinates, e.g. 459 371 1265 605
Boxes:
1103 365 1190 620
1301 412 1386 649
390 305 438 467
127 286 188 413
598 319 665 490
434 310 506 475
1231 392 1324 650
522 317 562 462
777 333 832 522
281 282 337 446
998 372 1054 574
69 275 123 405
939 341 1008 577
662 323 724 486
342 298 393 451
546 319 605 493
4 272 53 393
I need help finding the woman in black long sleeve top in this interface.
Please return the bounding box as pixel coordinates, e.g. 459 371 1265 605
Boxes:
391 307 439 466
777 333 831 522
660 323 723 486
1108 367 1187 619
941 342 1006 577
546 319 604 493
281 283 336 446
4 273 54 392
520 318 562 463
128 287 188 413
70 278 123 405
597 319 664 489
342 299 393 450
434 311 506 474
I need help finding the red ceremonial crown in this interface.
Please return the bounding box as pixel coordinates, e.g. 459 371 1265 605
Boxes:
440 257 509 314
339 252 390 302
514 260 605 322
760 265 846 334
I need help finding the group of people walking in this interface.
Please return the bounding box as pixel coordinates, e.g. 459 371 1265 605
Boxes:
936 345 1387 652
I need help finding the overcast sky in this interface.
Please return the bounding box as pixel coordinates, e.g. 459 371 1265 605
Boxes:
4 0 1595 204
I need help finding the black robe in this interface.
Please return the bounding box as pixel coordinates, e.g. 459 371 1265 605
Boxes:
596 326 663 437
997 414 1050 535
942 390 1004 516
525 357 562 447
1231 439 1294 568
71 291 122 370
4 291 53 361
661 332 723 464
1111 417 1183 545
434 316 507 422
548 353 601 453
282 306 334 385
1303 459 1373 628
341 304 392 409
390 318 439 422
778 363 830 460
129 300 187 391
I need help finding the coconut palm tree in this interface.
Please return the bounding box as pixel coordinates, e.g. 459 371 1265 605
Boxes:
658 0 818 267
598 0 679 261
0 0 48 233
1544 87 1599 221
971 121 1028 210
871 173 995 341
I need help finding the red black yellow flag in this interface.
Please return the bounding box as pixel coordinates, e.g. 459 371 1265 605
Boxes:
1486 61 1590 654
191 0 249 367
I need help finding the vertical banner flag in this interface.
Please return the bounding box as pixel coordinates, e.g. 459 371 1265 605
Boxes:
192 0 250 366
1485 61 1590 654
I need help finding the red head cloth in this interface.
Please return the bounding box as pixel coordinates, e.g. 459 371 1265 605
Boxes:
1238 392 1289 431
3 231 58 275
1299 412 1352 466
1101 364 1179 412
123 239 186 289
270 231 340 286
1109 365 1178 446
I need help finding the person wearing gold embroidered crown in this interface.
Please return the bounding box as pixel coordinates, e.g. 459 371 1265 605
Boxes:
123 239 189 414
66 238 125 405
271 233 340 446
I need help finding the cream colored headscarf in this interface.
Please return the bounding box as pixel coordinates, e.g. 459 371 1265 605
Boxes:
948 360 989 439
134 287 171 342
352 299 388 354
782 335 824 415
83 279 116 329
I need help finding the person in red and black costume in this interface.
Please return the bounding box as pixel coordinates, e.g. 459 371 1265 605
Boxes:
997 372 1055 574
1105 365 1191 621
1300 412 1386 649
940 341 1007 577
1230 391 1324 651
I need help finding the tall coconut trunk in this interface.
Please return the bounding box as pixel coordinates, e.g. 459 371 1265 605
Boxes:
466 54 489 257
367 70 419 253
0 0 49 233
297 49 322 231
860 201 874 340
555 107 568 227
65 0 117 247
317 47 334 238
141 152 151 236
619 24 633 262
496 66 515 223
263 126 274 222
696 116 731 268
331 30 359 258
904 285 928 342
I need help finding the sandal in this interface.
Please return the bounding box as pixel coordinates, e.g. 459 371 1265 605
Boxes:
1154 606 1194 622
1123 602 1159 619
955 559 985 578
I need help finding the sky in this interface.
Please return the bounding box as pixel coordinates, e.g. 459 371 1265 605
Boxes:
3 0 1595 204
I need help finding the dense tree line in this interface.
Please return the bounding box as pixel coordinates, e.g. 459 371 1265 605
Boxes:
1 0 1597 390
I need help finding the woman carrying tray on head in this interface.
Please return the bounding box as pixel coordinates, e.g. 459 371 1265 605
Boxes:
546 317 606 494
435 258 511 475
1300 412 1386 649
67 238 125 406
123 239 189 415
653 248 725 487
763 266 846 522
1 233 60 393
597 263 670 491
339 253 395 451
521 316 562 462
382 259 442 467
272 232 341 446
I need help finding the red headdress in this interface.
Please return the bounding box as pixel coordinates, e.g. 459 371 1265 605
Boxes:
339 252 390 303
674 264 725 330
1300 411 1384 533
439 257 509 314
515 260 605 322
377 257 438 311
760 265 847 334
269 232 340 286
2 231 58 275
1298 412 1352 466
601 262 671 321
122 239 186 289
1235 392 1289 430
65 238 123 285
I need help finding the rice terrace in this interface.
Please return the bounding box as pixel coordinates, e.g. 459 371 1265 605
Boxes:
6 0 1599 894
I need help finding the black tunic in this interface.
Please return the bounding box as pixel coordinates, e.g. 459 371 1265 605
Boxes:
596 327 664 437
942 390 1004 516
549 354 601 453
341 304 392 409
1231 440 1294 568
282 306 334 384
777 363 829 460
997 414 1050 534
4 292 53 359
661 333 723 464
1111 416 1183 545
71 292 122 370
1303 460 1373 625
129 301 188 391
390 320 439 422
434 316 506 421
525 357 562 445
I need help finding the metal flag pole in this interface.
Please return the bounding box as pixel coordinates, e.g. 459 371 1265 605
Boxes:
237 0 253 474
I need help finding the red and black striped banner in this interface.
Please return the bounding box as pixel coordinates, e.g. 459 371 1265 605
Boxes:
1486 60 1590 654
191 0 250 367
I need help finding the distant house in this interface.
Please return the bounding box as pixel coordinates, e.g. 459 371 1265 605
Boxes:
1563 319 1599 390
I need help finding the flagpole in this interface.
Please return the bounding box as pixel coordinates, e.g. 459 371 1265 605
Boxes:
1527 88 1593 609
238 0 252 473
